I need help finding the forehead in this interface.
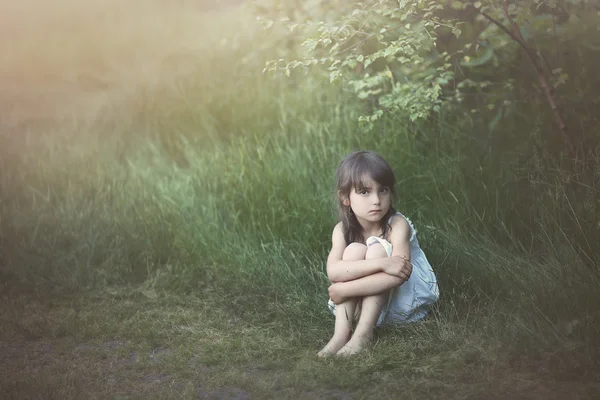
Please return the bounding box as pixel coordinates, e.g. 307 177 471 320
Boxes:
355 175 384 189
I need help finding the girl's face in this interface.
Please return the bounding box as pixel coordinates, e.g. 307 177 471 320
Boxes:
343 175 391 226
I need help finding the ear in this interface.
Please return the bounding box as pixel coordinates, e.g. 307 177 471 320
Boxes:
338 190 350 207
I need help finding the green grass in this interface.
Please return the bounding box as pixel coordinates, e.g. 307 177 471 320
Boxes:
1 1 600 399
2 287 598 399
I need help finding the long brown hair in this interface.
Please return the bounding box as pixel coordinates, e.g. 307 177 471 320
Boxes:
335 151 397 244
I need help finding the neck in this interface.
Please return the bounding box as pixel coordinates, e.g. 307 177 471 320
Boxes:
357 219 382 239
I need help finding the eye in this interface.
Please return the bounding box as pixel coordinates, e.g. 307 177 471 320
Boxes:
358 189 369 195
380 187 390 193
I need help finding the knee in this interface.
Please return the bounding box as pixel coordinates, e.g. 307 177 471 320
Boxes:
365 242 389 259
342 242 367 260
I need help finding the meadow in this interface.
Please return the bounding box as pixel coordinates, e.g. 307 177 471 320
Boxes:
1 1 599 398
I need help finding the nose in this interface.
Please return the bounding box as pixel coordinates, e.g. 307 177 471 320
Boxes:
373 193 381 204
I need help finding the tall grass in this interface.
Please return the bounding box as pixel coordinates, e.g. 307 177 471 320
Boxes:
1 0 599 379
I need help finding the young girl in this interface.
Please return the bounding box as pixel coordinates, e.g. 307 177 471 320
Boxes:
318 151 439 357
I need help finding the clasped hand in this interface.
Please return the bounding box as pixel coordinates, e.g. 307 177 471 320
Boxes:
383 255 412 281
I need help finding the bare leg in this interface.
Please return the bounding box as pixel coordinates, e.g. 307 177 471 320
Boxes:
318 243 366 357
337 243 390 356
317 297 359 357
336 291 388 356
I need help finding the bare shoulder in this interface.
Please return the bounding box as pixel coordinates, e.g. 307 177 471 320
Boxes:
388 214 411 242
331 222 346 244
333 221 343 233
328 222 347 262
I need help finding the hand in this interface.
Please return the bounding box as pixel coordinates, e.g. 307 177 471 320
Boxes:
328 283 347 305
383 256 412 282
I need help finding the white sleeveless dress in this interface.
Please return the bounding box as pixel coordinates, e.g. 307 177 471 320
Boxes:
327 212 439 325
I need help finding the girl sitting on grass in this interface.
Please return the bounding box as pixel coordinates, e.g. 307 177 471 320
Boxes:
318 151 439 357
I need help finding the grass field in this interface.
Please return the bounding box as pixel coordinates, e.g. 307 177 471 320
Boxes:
1 1 599 399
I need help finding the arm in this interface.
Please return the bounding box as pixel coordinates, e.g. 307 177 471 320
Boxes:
329 216 412 303
329 272 403 303
387 215 412 268
326 223 390 283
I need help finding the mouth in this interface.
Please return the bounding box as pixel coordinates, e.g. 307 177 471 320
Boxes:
369 210 381 214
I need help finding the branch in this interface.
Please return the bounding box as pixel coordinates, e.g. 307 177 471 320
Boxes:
475 7 523 47
473 1 576 158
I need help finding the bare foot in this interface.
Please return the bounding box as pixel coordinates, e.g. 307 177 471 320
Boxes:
335 334 372 357
317 333 351 358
